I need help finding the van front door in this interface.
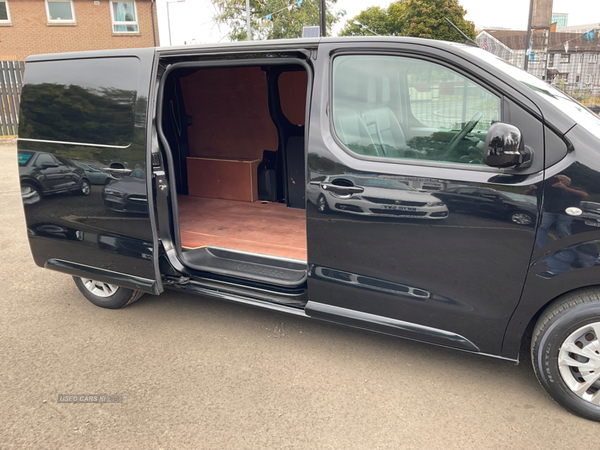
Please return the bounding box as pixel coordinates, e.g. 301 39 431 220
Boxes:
305 44 544 356
18 49 161 294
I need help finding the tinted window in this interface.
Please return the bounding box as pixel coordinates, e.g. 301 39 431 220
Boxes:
55 155 75 166
19 57 139 146
35 153 56 166
332 55 501 165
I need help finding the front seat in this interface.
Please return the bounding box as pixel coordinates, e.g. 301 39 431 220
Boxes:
333 105 381 157
363 107 407 158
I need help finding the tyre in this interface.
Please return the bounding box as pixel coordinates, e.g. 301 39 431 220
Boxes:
21 183 42 205
531 288 600 421
78 179 91 196
73 276 144 309
317 194 330 213
510 210 533 226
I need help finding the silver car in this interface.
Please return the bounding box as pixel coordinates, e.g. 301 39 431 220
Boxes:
308 175 449 219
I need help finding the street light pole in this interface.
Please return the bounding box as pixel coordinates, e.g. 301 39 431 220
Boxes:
319 0 326 37
524 0 534 71
167 0 186 47
246 0 251 40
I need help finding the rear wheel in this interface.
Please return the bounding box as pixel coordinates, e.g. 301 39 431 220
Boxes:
73 276 144 309
531 289 600 421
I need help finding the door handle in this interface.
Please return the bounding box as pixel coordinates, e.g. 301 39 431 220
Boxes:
320 182 364 195
103 168 132 175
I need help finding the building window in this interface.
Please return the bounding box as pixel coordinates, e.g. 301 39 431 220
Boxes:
586 74 594 84
0 1 10 23
110 1 138 33
548 54 555 67
45 0 75 23
590 54 598 63
560 54 570 63
576 75 581 83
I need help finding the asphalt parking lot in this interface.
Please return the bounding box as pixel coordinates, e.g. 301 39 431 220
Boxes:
1 142 598 449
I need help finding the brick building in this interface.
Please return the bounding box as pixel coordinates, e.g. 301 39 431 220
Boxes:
0 0 159 61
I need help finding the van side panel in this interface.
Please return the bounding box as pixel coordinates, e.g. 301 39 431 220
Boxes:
18 49 159 292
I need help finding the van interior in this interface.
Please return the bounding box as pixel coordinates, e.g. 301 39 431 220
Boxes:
159 63 309 287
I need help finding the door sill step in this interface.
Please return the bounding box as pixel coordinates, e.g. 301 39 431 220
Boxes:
180 246 307 287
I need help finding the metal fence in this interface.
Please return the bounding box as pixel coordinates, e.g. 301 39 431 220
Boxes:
0 61 25 136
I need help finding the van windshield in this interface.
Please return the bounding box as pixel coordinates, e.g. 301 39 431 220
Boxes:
461 46 600 137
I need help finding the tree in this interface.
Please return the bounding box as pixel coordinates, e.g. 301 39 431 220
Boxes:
338 6 391 36
340 0 476 43
212 0 343 41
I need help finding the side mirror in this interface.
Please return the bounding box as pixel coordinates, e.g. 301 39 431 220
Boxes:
483 123 532 169
41 161 59 168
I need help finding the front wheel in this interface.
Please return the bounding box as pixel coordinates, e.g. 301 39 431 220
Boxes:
73 276 144 309
532 289 600 421
21 183 42 205
510 211 534 226
78 179 91 196
317 194 330 213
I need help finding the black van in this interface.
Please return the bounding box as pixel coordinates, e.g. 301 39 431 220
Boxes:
17 37 600 421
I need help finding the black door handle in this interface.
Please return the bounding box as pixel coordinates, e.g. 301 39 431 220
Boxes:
320 182 364 195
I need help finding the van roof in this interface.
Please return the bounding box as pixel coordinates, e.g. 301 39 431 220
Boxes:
26 36 471 62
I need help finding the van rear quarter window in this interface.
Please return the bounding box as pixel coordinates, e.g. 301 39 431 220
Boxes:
19 57 140 147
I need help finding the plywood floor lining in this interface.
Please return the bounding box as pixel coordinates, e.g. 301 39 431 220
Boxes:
178 196 307 260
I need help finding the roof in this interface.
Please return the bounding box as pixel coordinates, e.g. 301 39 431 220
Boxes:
557 23 600 32
480 29 600 52
25 36 475 62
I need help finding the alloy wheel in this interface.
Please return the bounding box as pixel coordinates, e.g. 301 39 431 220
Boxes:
317 196 327 212
21 185 41 205
81 180 91 195
511 212 532 225
558 322 600 405
81 278 119 298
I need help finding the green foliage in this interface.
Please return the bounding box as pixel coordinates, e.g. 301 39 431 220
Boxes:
340 0 476 42
212 0 343 41
338 6 390 36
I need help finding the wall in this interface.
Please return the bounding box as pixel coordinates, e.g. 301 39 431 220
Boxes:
0 0 158 61
279 70 307 126
180 66 279 161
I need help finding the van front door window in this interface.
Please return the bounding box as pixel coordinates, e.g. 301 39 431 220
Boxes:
331 55 501 165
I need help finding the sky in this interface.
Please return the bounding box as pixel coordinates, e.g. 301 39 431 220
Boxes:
156 0 600 46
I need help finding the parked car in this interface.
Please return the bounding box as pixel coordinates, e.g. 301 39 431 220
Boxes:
74 162 111 185
575 200 600 232
102 167 148 214
307 175 448 219
433 186 537 225
587 104 600 115
16 37 600 421
18 150 90 204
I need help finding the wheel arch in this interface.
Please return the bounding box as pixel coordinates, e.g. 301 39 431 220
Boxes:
507 283 600 362
20 177 43 192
